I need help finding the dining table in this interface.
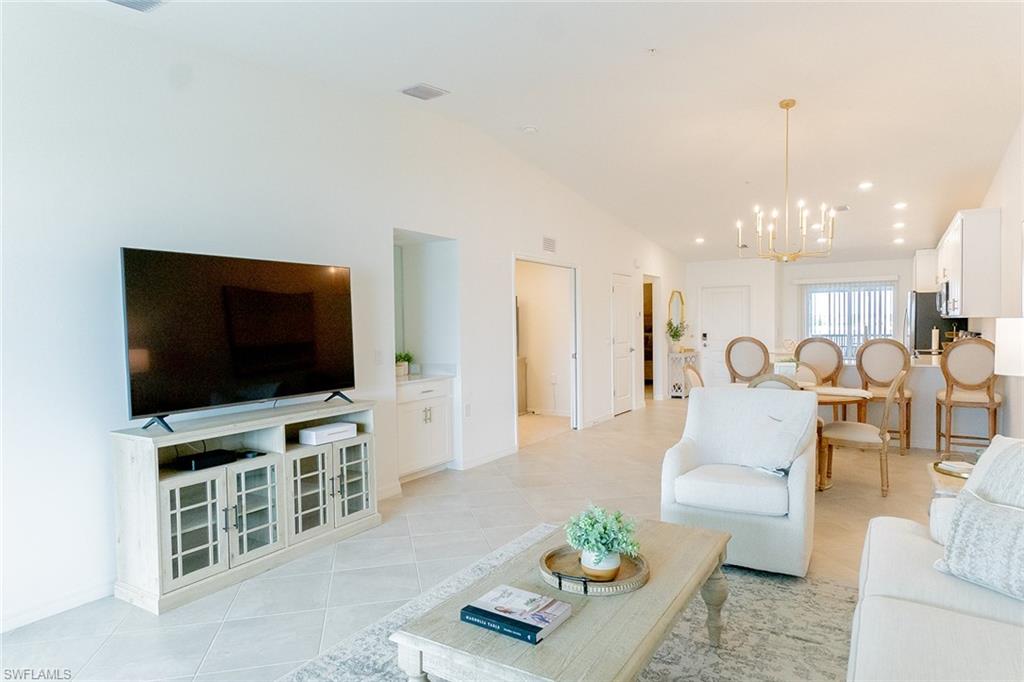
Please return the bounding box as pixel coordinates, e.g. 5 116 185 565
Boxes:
797 383 873 490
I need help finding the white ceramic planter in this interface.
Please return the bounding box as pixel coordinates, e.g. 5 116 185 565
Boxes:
580 550 621 581
395 362 409 377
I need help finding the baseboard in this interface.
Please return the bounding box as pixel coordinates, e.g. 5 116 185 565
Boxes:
523 409 570 418
2 579 114 633
455 445 517 471
377 480 403 500
584 413 614 428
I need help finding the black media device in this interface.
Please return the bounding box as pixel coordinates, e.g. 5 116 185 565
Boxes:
173 449 242 471
120 248 356 431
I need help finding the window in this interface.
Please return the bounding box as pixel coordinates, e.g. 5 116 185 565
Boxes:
803 280 897 360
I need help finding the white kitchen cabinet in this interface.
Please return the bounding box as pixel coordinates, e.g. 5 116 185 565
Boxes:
935 208 1001 318
396 376 454 477
912 249 938 292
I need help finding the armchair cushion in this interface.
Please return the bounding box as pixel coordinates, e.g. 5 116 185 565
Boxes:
674 464 789 516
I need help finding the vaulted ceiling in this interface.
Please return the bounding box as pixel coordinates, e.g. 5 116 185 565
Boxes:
75 1 1022 261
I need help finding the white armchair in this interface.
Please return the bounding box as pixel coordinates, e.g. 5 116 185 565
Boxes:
661 387 818 576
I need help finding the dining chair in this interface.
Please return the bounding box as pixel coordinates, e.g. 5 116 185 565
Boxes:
748 373 800 389
683 364 704 392
856 339 912 455
936 337 1000 455
795 337 845 419
725 337 771 384
820 370 908 497
794 362 820 385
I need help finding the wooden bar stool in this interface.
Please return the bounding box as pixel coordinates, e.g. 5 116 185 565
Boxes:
725 337 770 385
856 339 912 455
935 337 1001 456
795 337 845 419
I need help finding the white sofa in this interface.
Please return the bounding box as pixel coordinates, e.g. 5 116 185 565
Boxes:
660 386 818 577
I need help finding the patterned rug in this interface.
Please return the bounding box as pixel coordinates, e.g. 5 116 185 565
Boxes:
283 524 856 682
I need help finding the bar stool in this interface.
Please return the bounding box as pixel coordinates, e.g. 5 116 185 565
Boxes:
935 337 1001 455
795 337 845 419
725 337 770 384
856 339 912 455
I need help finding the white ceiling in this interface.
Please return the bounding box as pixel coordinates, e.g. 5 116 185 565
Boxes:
74 1 1022 261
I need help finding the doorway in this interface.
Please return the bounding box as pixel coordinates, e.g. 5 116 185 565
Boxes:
514 259 578 448
643 281 654 401
612 273 634 415
699 285 751 386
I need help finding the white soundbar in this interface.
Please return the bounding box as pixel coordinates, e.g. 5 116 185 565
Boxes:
298 422 358 445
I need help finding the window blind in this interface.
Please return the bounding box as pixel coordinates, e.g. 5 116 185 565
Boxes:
803 280 897 360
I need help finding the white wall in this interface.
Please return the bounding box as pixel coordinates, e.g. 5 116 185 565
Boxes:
515 261 574 417
399 239 459 372
980 116 1024 438
0 5 684 630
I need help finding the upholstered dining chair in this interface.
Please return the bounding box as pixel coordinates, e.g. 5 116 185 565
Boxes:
683 364 704 392
794 362 821 385
795 337 845 418
936 337 1001 455
749 373 800 389
725 337 771 384
856 339 912 455
820 370 907 497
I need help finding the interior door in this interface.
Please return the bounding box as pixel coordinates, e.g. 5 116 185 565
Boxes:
612 273 634 415
700 286 751 386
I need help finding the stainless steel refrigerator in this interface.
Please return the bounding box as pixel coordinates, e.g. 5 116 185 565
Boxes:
903 291 967 355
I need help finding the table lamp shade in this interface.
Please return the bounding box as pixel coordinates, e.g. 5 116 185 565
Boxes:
994 318 1024 377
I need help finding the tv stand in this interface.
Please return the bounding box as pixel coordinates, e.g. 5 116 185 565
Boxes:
324 390 354 404
142 415 173 432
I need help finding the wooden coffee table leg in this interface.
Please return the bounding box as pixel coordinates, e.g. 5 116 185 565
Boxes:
397 643 429 681
700 560 728 646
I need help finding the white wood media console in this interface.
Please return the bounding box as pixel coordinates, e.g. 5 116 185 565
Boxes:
111 400 380 614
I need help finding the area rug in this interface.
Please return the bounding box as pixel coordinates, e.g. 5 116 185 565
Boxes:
282 523 856 682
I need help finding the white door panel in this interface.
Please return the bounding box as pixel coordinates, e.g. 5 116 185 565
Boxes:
699 286 750 387
612 273 634 415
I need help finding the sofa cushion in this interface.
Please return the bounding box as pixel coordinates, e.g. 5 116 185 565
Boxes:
848 596 1024 681
859 516 1024 626
674 464 789 516
929 497 956 545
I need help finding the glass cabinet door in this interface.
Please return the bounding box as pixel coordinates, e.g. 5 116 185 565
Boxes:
160 470 228 591
227 455 285 565
285 446 334 544
334 436 372 523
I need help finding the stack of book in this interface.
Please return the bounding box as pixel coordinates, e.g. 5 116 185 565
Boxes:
460 585 571 645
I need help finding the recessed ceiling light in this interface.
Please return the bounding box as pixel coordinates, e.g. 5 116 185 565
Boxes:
811 222 823 231
695 237 705 244
858 181 874 191
893 201 908 210
520 125 539 134
893 222 906 229
893 237 905 245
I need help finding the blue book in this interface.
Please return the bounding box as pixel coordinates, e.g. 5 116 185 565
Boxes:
459 585 571 645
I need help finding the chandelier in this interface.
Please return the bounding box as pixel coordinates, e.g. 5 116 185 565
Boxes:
736 99 837 262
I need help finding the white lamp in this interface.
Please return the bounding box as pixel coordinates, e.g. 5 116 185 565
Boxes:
994 318 1024 376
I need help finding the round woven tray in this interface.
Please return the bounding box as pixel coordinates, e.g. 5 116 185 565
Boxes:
538 545 649 596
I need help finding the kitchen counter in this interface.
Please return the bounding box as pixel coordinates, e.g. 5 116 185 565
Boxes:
396 373 455 386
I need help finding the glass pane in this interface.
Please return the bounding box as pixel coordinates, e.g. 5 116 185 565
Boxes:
172 558 179 579
346 445 364 464
347 496 364 515
179 481 209 508
180 505 209 533
245 488 269 511
300 490 323 513
299 454 322 475
169 490 177 512
245 507 270 529
300 509 323 531
181 525 209 553
245 467 268 490
212 543 218 565
347 477 364 496
181 547 211 576
171 533 178 557
299 476 323 496
246 526 271 551
271 525 278 544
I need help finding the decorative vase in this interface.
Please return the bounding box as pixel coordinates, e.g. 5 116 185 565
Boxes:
580 550 621 581
395 362 409 377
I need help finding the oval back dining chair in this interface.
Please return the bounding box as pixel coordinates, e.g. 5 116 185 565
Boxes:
795 337 845 420
683 364 704 392
725 337 771 384
749 373 800 390
794 362 821 385
821 369 907 497
856 339 912 455
936 337 1000 455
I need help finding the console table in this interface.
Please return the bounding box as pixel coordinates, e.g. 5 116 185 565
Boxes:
668 348 699 398
111 400 380 614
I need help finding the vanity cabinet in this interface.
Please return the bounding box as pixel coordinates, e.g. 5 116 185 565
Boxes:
397 377 453 477
936 208 1001 318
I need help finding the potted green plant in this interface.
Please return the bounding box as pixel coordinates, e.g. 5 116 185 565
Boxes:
565 505 640 581
666 319 688 353
395 351 414 377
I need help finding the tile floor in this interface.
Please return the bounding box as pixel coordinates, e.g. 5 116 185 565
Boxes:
516 413 570 448
1 397 936 681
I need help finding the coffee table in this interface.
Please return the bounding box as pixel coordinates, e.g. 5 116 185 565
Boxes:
389 519 730 682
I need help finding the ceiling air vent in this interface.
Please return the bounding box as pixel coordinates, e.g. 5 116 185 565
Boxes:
401 83 449 101
107 0 162 11
542 236 557 253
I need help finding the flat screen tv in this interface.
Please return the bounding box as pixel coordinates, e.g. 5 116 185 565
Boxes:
121 248 354 420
